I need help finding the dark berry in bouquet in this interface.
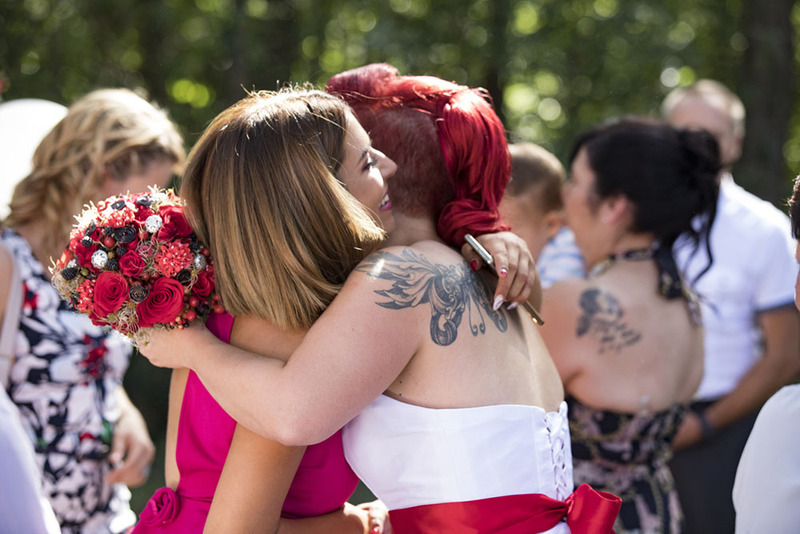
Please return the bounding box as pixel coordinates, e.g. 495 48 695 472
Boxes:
51 188 222 346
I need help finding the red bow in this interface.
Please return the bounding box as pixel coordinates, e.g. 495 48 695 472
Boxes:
562 483 621 534
390 484 621 533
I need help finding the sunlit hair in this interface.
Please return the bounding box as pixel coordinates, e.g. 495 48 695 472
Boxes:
179 88 386 329
790 175 800 240
3 88 185 260
507 142 565 213
662 79 746 138
326 63 510 248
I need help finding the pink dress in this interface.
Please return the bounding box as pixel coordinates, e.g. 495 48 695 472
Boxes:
132 312 359 532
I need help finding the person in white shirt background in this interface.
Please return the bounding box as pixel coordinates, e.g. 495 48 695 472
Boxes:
663 79 800 534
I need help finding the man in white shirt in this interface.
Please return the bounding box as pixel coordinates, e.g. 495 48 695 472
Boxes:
664 79 800 534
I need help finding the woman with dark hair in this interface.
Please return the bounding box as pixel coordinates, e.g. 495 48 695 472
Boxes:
540 117 720 533
141 64 621 533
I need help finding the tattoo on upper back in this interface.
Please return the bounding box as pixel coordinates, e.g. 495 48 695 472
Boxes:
576 288 641 354
355 249 508 346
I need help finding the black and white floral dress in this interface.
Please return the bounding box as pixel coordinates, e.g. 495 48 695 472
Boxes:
2 228 135 533
567 395 687 534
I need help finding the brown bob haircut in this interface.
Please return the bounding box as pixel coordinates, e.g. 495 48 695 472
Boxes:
179 88 386 329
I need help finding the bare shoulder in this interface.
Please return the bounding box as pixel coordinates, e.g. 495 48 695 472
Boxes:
350 241 507 347
351 242 468 292
353 241 462 276
542 277 592 317
541 277 647 382
540 278 591 351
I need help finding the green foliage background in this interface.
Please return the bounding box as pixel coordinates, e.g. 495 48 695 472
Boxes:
4 0 796 178
2 0 798 512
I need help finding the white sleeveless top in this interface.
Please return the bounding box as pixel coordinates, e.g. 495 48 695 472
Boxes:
343 395 573 532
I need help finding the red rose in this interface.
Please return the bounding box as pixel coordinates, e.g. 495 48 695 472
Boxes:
68 231 83 254
191 269 213 297
88 312 106 326
134 206 154 222
93 272 129 318
157 206 193 242
74 234 100 269
118 251 145 278
137 277 185 327
139 487 180 526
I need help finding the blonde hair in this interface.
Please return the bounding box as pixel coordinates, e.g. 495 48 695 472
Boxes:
3 88 185 259
179 88 386 329
662 79 746 138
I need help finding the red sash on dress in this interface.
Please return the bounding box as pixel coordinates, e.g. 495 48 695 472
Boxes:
389 484 621 534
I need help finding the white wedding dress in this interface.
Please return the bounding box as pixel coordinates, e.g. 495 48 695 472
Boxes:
344 395 573 533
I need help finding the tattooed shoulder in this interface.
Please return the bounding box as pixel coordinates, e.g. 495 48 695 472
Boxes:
354 249 507 346
575 287 641 354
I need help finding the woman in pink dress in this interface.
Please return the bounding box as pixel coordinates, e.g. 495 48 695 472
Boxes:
141 65 621 533
132 88 535 533
132 89 391 533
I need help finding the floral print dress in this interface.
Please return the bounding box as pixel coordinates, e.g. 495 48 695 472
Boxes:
2 228 135 533
567 395 687 534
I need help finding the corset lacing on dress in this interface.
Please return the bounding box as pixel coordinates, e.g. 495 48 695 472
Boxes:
546 402 572 501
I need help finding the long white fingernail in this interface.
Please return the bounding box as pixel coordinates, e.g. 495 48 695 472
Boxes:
493 295 504 311
507 302 519 310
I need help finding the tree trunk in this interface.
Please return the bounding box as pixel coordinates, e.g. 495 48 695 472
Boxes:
736 0 795 205
485 0 511 125
226 0 248 105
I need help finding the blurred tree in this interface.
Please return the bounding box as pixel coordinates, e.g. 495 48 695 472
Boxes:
2 0 798 511
737 0 795 204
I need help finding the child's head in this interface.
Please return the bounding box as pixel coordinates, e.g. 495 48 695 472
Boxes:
499 142 566 259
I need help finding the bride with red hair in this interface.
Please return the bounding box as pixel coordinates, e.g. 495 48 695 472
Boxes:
142 64 621 533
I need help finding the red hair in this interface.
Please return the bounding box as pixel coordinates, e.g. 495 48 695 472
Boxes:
326 63 510 247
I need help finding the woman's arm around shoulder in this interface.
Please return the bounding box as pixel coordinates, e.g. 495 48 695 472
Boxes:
140 245 425 446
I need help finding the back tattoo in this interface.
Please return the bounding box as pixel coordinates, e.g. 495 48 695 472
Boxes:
355 249 508 346
576 288 641 354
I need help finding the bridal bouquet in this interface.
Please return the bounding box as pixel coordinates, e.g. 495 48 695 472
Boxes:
51 188 222 346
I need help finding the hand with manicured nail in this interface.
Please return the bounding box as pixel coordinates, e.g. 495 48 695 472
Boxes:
460 231 542 311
